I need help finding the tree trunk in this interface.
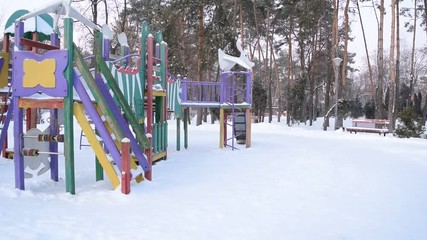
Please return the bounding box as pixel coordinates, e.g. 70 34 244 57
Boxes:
332 0 339 56
323 30 332 130
308 33 318 126
103 0 108 24
376 0 385 119
121 0 127 32
356 0 375 101
388 0 396 131
335 0 349 129
342 0 350 90
269 39 281 123
196 1 204 126
424 0 427 27
299 41 307 123
395 0 401 128
286 17 294 126
410 0 418 97
91 0 98 67
332 0 340 129
265 8 273 123
240 3 244 46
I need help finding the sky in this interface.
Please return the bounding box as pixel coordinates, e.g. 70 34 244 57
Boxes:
350 1 426 69
0 0 425 68
1 115 427 239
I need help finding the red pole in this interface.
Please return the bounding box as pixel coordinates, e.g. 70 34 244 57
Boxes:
2 34 9 157
26 33 39 131
121 138 131 194
3 34 9 52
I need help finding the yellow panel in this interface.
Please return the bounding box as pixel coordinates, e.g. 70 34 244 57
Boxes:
0 53 9 88
73 103 120 189
130 156 144 183
23 59 56 88
153 151 167 162
152 91 166 97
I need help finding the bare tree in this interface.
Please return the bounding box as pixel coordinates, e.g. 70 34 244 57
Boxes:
394 0 401 128
377 0 386 119
388 0 396 130
196 0 204 126
355 0 375 101
410 0 418 96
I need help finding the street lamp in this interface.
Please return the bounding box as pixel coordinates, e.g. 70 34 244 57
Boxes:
333 57 342 130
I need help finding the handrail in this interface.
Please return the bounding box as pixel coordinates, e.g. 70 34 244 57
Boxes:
111 53 140 64
20 38 59 51
83 55 95 61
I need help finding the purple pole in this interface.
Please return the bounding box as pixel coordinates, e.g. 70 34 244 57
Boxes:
103 39 110 61
155 43 160 59
50 33 60 48
220 72 225 104
246 71 252 104
182 77 187 103
13 97 24 189
50 32 60 182
15 22 24 50
49 109 59 181
14 21 25 190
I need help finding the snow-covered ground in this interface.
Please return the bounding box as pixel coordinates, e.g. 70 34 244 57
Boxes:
1 116 427 240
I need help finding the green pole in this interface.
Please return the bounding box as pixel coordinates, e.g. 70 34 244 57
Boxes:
64 18 75 194
177 118 181 151
184 109 188 149
95 128 104 181
165 121 168 150
139 21 150 123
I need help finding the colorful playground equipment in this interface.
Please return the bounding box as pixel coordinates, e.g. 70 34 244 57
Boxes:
0 1 254 195
3 9 55 132
176 40 254 150
0 1 172 194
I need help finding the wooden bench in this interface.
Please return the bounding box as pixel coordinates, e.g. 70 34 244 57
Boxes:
346 119 390 136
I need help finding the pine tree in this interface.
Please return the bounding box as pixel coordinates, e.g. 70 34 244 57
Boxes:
395 107 425 138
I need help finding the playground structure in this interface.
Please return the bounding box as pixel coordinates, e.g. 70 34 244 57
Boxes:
176 40 254 150
0 1 171 194
0 1 254 194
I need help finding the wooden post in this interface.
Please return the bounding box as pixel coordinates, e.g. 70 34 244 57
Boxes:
121 138 131 194
3 34 9 52
1 34 10 158
219 108 224 148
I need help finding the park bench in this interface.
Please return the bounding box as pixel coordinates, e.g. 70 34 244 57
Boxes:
346 119 390 136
